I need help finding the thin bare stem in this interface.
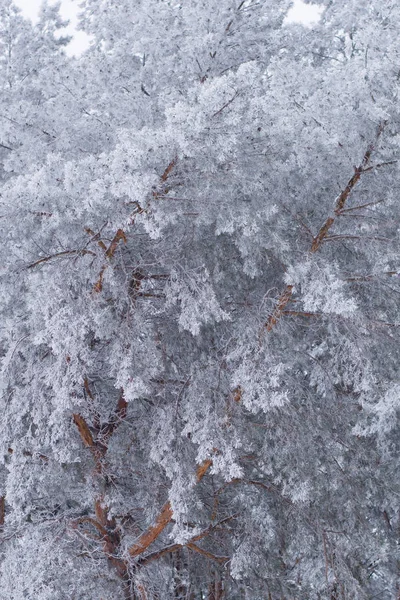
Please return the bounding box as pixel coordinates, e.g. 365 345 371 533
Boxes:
27 249 95 269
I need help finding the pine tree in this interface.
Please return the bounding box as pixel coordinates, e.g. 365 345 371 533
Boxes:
0 1 399 598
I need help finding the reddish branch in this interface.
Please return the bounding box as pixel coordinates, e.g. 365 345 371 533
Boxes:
264 284 294 332
93 158 177 292
73 385 130 580
73 385 127 468
128 501 174 558
138 514 235 566
105 229 127 259
187 543 229 565
73 413 95 448
73 378 214 588
84 227 107 251
196 458 214 482
160 157 178 182
71 125 390 593
71 515 108 538
311 121 386 253
93 229 127 292
128 457 212 558
261 121 386 334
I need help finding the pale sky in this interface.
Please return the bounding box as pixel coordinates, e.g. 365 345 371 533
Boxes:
14 0 323 56
285 0 323 26
14 0 90 56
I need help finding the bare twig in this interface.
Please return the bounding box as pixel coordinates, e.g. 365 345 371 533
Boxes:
27 249 95 269
345 271 398 282
338 199 385 213
282 310 321 318
212 91 239 118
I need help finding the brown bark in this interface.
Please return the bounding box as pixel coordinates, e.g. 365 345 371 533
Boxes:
259 122 386 336
73 413 95 448
73 392 215 591
84 227 108 251
196 458 213 482
105 229 127 259
129 458 214 559
160 157 178 182
129 501 174 558
27 248 95 269
264 284 293 332
207 572 225 600
311 121 386 253
73 390 131 582
187 543 228 565
93 229 127 292
93 158 177 293
138 514 235 566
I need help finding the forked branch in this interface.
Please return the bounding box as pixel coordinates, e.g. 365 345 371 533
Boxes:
138 514 236 565
94 157 178 292
311 121 387 252
128 457 213 558
259 122 387 335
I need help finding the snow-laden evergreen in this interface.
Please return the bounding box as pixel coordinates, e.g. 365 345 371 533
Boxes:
0 1 399 598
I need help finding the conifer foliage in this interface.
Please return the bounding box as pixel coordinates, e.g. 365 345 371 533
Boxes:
0 1 399 598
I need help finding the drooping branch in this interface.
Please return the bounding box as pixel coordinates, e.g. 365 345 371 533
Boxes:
71 515 108 538
187 542 229 565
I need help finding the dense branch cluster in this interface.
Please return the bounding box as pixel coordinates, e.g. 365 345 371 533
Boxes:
0 0 399 598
